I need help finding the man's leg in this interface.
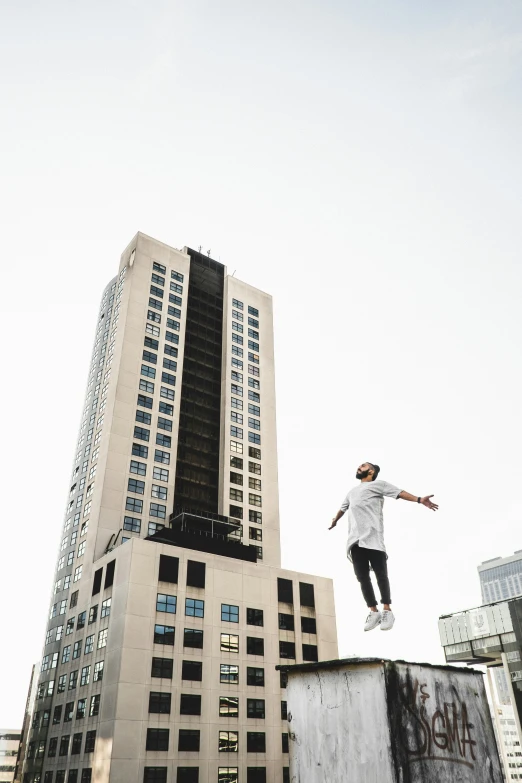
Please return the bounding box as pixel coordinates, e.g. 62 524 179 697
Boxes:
368 549 391 607
351 545 378 609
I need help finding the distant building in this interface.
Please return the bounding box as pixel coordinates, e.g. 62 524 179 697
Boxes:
0 731 21 783
479 551 522 603
439 597 522 780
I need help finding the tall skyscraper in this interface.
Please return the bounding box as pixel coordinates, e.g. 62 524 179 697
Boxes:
0 729 21 783
479 552 522 603
20 233 338 783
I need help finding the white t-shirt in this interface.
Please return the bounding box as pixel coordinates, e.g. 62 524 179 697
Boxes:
340 479 402 560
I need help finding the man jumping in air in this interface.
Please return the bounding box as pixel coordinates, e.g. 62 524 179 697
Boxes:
329 462 438 632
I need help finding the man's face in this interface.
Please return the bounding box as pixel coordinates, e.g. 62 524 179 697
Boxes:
356 462 372 480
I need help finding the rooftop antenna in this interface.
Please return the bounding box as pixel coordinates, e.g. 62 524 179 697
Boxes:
198 245 202 253
207 249 211 257
231 270 236 277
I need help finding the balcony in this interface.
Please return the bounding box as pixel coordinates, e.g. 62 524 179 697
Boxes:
146 508 257 562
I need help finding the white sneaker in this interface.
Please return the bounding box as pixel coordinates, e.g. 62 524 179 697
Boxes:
380 609 395 631
364 611 382 632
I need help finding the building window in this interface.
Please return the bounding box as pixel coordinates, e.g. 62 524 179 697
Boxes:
181 660 203 681
230 471 243 486
218 770 238 783
150 285 164 298
247 733 266 753
155 449 171 466
183 628 204 648
247 667 265 686
149 692 172 714
186 560 206 588
299 582 315 608
59 735 70 756
279 641 296 659
301 616 317 634
124 516 141 533
230 440 243 454
88 605 98 624
303 644 319 662
248 306 259 317
156 433 171 448
152 484 168 500
126 497 143 513
93 660 104 682
247 698 265 719
146 323 160 337
98 628 108 648
101 598 111 618
249 493 262 507
221 634 239 653
71 732 83 755
249 510 262 524
73 564 83 582
219 696 239 717
138 390 154 410
136 409 152 424
185 598 204 617
229 505 243 520
146 729 169 751
279 613 294 631
249 478 261 491
148 522 164 536
89 694 100 717
84 635 94 654
249 527 262 542
157 593 176 613
65 698 75 718
81 770 93 783
180 694 202 715
151 657 173 679
161 372 176 386
140 379 155 394
221 604 239 623
141 364 156 379
230 488 243 502
248 460 261 474
248 433 261 445
132 443 149 458
134 425 150 441
219 731 239 753
247 608 264 627
130 459 147 475
220 664 239 684
154 624 175 645
282 733 289 753
62 645 71 663
179 730 200 752
232 309 243 321
143 769 167 783
148 297 163 311
128 478 145 494
150 502 166 518
80 665 90 686
277 578 293 604
230 426 243 439
247 769 266 783
73 640 82 659
232 299 243 309
231 410 243 423
246 637 264 656
159 400 174 415
281 700 288 720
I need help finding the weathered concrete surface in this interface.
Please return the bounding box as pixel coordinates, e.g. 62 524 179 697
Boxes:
280 657 502 783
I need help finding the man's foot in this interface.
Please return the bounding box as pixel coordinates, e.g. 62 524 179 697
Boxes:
380 609 395 631
364 611 382 632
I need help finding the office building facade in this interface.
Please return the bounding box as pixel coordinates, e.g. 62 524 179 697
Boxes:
0 730 21 783
479 552 522 604
20 233 338 783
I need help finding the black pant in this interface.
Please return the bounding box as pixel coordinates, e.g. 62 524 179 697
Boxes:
351 544 392 607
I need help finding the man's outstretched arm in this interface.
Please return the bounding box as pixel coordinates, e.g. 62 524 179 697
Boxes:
398 491 438 510
328 509 345 529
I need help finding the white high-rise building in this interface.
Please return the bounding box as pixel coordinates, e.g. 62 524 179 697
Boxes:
479 552 522 604
0 730 21 783
20 233 338 783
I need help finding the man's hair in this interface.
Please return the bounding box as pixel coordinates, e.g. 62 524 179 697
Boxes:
368 463 380 481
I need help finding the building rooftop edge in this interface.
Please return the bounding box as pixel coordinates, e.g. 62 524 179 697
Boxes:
276 656 483 676
439 593 522 619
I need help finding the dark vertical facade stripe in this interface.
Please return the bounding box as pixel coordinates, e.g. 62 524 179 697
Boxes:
174 249 224 515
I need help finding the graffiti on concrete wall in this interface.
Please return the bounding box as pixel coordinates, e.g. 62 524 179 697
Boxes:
398 677 477 768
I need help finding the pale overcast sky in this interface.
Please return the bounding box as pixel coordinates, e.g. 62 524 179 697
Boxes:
1 0 522 727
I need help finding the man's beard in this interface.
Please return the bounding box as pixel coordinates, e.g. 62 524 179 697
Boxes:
356 469 370 479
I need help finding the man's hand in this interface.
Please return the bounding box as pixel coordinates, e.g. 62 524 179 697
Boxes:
328 519 337 530
421 495 438 511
